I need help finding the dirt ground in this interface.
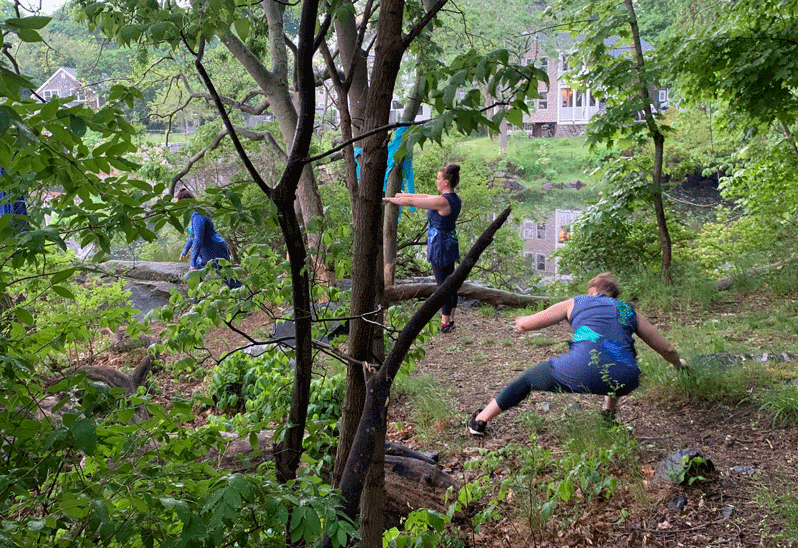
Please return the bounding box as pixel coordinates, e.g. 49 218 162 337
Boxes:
111 288 798 548
384 295 798 548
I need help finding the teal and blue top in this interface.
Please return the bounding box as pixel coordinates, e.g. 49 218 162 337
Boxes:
551 293 640 396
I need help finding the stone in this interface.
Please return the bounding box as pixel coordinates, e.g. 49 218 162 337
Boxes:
667 493 687 512
654 448 715 485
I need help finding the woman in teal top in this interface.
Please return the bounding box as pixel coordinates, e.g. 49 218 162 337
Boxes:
468 273 689 436
383 163 462 332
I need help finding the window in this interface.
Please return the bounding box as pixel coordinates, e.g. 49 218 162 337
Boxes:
536 223 546 239
538 91 547 110
561 88 573 108
74 89 85 103
561 54 569 71
42 89 58 101
558 226 571 243
575 89 584 108
540 57 548 71
589 93 596 107
658 89 667 103
536 254 546 271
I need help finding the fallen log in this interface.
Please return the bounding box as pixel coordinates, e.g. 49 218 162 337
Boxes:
714 260 790 291
384 282 550 308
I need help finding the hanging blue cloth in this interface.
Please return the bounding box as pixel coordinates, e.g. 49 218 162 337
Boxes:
384 127 415 201
355 128 416 220
0 167 29 232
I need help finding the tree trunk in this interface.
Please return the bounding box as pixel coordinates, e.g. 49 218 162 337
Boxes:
382 0 433 287
269 0 319 488
220 14 332 284
624 0 672 284
336 208 512 540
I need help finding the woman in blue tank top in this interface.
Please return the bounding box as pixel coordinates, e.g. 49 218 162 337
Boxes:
383 163 462 332
175 187 240 289
467 273 689 436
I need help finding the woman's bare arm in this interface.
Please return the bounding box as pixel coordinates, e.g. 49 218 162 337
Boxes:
636 313 687 369
516 299 573 332
382 192 450 215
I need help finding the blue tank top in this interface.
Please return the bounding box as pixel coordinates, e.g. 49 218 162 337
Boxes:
550 294 640 394
426 193 461 266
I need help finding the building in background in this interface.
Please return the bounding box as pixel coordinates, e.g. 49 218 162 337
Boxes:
519 209 581 276
34 67 104 109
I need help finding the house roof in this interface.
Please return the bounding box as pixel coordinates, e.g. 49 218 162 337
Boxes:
34 67 80 94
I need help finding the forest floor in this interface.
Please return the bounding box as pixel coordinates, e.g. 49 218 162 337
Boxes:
108 287 798 548
383 290 798 548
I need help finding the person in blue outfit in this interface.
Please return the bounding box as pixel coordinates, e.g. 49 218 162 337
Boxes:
0 167 29 233
468 272 688 436
383 163 462 333
175 187 240 289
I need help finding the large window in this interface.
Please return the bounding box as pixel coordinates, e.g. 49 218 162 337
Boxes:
536 223 546 239
536 254 546 271
42 89 58 101
538 91 547 110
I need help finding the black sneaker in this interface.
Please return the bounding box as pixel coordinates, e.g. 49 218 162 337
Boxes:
441 321 455 333
468 411 486 436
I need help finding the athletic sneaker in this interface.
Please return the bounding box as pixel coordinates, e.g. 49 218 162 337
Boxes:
468 411 486 436
441 321 455 333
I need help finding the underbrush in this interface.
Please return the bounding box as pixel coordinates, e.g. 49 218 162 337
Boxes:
462 411 642 540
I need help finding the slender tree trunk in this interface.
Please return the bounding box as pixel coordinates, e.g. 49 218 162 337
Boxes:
624 0 672 283
383 70 425 286
336 208 512 536
270 0 319 488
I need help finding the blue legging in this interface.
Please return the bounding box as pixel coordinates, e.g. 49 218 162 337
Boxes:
431 262 457 316
495 360 576 411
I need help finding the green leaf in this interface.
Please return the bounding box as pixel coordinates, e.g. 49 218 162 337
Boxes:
70 417 97 456
70 115 87 137
234 18 250 41
13 307 34 326
0 106 10 136
505 107 523 128
16 28 43 43
60 497 90 519
6 16 51 30
51 285 76 299
51 268 76 284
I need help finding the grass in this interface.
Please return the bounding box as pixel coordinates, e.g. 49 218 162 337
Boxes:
392 373 460 442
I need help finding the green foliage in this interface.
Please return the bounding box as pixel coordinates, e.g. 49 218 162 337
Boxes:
466 421 637 537
207 350 344 431
553 156 691 277
0 372 355 548
757 488 798 545
1 252 140 370
668 454 708 486
758 382 798 428
392 373 459 442
383 477 498 548
667 0 798 130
